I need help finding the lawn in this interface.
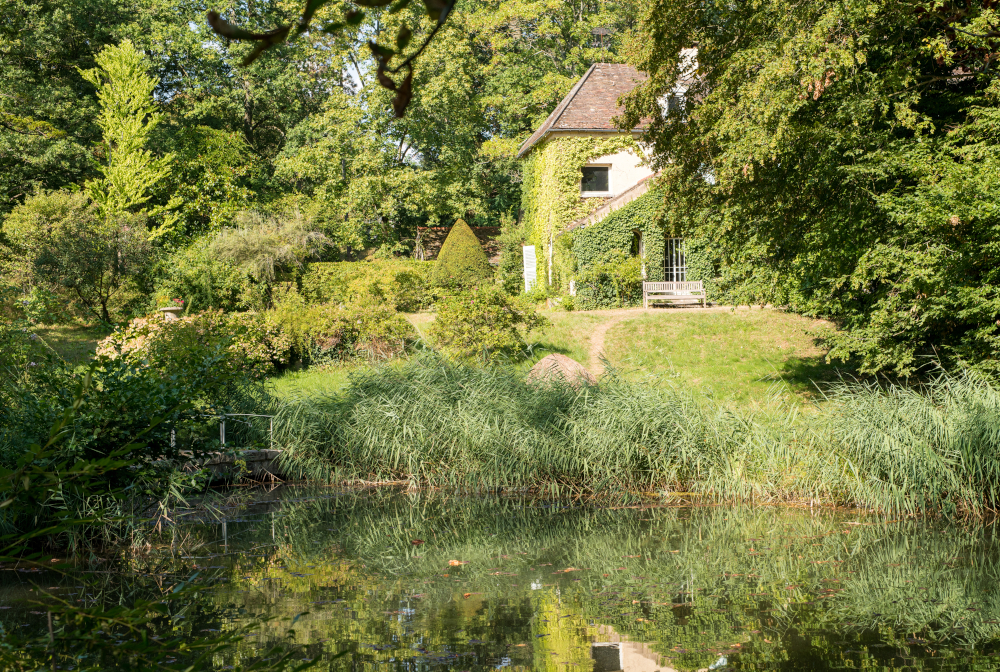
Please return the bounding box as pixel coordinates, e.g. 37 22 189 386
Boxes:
31 324 111 366
268 306 849 410
603 307 847 407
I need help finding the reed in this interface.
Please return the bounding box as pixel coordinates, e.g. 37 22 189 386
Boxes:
270 356 1000 514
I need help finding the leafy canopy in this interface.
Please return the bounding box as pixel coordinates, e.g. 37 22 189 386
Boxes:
621 0 1000 375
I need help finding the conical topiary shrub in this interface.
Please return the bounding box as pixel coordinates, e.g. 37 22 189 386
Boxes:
429 219 493 289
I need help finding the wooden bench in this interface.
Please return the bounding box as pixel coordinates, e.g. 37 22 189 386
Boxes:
643 281 706 308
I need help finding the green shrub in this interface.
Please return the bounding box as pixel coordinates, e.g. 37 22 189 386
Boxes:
0 190 152 323
495 215 525 295
428 219 493 289
301 260 436 312
97 310 293 378
270 292 416 365
428 285 548 362
575 250 643 309
153 236 265 313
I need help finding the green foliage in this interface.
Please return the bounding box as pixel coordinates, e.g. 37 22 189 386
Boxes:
520 135 641 292
150 126 259 239
428 219 493 289
575 250 644 310
269 292 417 366
301 260 436 312
97 310 293 379
621 0 1000 374
79 40 175 224
0 190 151 323
153 235 263 313
495 214 525 294
428 285 548 362
209 209 331 284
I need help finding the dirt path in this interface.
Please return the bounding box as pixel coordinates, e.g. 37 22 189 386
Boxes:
586 309 637 373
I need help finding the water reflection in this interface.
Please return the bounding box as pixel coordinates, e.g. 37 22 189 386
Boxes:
7 487 1000 670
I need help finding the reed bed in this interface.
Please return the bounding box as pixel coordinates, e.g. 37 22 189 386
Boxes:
270 356 1000 515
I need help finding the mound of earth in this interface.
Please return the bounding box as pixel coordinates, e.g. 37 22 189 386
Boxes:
526 353 597 388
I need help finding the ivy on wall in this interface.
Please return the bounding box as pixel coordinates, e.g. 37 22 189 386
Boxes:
519 135 641 293
573 188 719 305
573 189 666 282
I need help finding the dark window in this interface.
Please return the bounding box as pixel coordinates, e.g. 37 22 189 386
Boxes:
581 166 609 193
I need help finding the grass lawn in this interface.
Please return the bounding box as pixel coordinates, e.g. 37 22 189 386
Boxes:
268 366 356 399
603 307 848 407
270 306 851 409
524 311 611 367
31 324 111 366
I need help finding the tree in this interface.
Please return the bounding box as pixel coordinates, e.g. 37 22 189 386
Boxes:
208 209 331 306
430 219 493 289
79 39 175 224
621 0 1000 375
0 191 151 323
0 0 132 213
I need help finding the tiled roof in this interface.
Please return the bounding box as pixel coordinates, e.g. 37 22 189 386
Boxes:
415 226 501 265
516 63 646 159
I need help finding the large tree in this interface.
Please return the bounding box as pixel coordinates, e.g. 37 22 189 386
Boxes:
0 0 132 211
622 0 1000 375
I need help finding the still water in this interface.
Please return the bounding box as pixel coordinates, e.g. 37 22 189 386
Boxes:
10 487 1000 670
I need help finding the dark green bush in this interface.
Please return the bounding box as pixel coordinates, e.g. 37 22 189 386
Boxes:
428 219 493 289
428 284 548 362
301 259 435 312
575 251 643 309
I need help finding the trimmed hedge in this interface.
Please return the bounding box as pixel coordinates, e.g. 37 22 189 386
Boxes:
429 219 493 289
300 260 435 312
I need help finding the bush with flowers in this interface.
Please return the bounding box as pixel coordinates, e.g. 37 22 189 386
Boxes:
97 310 293 378
428 284 548 363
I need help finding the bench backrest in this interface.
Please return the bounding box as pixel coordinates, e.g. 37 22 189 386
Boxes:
643 281 703 292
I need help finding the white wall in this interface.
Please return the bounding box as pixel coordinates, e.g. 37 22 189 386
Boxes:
582 148 654 198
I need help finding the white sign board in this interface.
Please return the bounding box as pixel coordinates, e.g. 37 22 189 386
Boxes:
522 245 537 293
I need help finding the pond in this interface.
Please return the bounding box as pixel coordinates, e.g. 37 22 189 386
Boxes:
5 487 1000 670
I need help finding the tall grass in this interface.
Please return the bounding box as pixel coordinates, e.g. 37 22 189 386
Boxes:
270 356 1000 515
821 370 1000 516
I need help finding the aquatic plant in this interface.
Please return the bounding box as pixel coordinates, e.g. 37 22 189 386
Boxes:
271 356 1000 515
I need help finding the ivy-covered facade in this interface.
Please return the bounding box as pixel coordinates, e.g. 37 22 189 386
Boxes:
515 63 709 303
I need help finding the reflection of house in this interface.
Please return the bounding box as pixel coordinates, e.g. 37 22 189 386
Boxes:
414 225 500 264
517 54 697 294
591 625 677 672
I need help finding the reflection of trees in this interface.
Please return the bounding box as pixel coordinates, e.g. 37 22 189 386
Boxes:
34 488 1000 670
189 490 1000 669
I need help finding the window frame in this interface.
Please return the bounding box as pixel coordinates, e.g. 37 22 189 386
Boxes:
580 164 611 197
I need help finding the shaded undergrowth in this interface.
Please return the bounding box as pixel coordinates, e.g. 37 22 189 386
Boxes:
270 355 1000 516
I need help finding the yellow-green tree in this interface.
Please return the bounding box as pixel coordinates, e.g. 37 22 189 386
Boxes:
79 40 175 226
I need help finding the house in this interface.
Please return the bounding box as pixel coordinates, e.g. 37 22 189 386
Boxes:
516 57 696 294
